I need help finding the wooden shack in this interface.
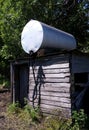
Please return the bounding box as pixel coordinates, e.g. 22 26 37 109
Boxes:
10 51 89 118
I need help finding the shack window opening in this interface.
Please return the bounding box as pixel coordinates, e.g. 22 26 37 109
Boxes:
74 73 88 83
74 73 88 92
73 73 89 113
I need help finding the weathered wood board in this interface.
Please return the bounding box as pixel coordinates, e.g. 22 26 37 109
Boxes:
28 54 71 118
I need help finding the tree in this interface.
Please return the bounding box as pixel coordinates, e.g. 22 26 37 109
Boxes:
0 0 89 80
0 0 89 58
0 0 24 80
0 0 24 59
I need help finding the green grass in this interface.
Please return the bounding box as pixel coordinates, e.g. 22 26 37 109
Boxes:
0 74 10 90
4 102 89 130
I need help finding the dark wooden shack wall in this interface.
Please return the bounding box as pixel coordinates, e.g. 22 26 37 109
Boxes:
28 54 72 118
71 54 89 73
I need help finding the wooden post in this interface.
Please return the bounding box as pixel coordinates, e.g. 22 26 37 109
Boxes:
10 63 15 103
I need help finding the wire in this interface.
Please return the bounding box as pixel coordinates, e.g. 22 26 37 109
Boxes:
28 51 38 107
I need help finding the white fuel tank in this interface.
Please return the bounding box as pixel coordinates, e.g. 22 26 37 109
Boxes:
21 20 76 54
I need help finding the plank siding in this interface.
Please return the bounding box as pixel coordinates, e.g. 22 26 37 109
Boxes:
29 88 70 97
11 52 89 119
29 94 71 103
30 68 70 74
29 100 71 108
29 86 70 93
40 108 71 118
30 77 70 83
28 54 71 118
30 63 69 69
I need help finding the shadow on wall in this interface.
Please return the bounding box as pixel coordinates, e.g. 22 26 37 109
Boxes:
28 64 46 107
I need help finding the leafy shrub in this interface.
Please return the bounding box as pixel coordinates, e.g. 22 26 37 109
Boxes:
0 74 10 89
38 116 72 130
7 101 21 114
7 102 41 122
24 104 41 122
6 103 89 130
72 109 88 129
39 109 89 130
6 102 42 130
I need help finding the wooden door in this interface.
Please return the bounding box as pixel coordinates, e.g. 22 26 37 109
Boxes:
19 65 29 106
14 64 29 106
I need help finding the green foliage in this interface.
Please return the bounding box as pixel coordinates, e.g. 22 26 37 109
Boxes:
0 74 10 89
7 101 21 114
7 102 41 122
0 0 89 81
72 109 88 129
5 105 89 130
42 116 71 130
39 109 89 130
6 105 31 130
0 0 89 58
24 104 41 121
0 0 23 58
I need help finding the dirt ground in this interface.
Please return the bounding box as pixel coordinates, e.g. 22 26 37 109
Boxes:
0 90 11 130
0 90 88 130
0 90 39 130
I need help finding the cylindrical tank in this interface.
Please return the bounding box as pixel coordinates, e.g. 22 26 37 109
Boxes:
21 20 76 54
